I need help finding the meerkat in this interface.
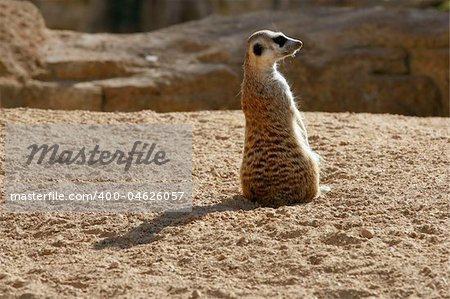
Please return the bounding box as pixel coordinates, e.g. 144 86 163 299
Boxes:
240 30 324 207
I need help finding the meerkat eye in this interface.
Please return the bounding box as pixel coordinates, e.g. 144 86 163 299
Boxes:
272 35 287 47
253 43 263 56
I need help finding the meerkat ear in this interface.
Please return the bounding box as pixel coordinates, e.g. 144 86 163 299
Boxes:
253 43 263 56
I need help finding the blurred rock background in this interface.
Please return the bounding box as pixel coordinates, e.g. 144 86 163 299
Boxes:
27 0 449 32
1 0 449 115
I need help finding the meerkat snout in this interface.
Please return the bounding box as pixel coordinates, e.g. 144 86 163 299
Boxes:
247 30 303 67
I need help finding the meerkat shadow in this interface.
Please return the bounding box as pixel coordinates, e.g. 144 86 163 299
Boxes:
93 194 257 250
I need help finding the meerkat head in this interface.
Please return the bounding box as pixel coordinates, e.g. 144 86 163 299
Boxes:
245 30 303 71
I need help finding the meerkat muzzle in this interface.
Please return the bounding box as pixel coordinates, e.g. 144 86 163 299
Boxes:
286 39 303 57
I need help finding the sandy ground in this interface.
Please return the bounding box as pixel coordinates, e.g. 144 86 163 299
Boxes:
0 108 448 298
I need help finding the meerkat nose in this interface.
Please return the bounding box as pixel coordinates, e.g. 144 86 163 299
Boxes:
289 38 303 51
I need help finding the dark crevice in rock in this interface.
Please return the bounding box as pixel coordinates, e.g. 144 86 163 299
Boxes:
404 49 411 75
100 87 106 112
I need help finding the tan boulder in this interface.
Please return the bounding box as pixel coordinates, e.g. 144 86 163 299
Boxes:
1 80 102 111
101 64 239 112
0 0 46 79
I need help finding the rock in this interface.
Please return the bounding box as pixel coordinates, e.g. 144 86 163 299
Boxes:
102 64 239 112
109 261 120 269
0 0 46 79
1 80 102 111
12 279 27 288
323 231 363 246
0 1 448 116
51 237 67 248
410 48 450 115
18 293 37 299
0 272 9 280
420 266 433 277
40 58 135 81
409 231 419 238
191 289 202 299
360 228 375 239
